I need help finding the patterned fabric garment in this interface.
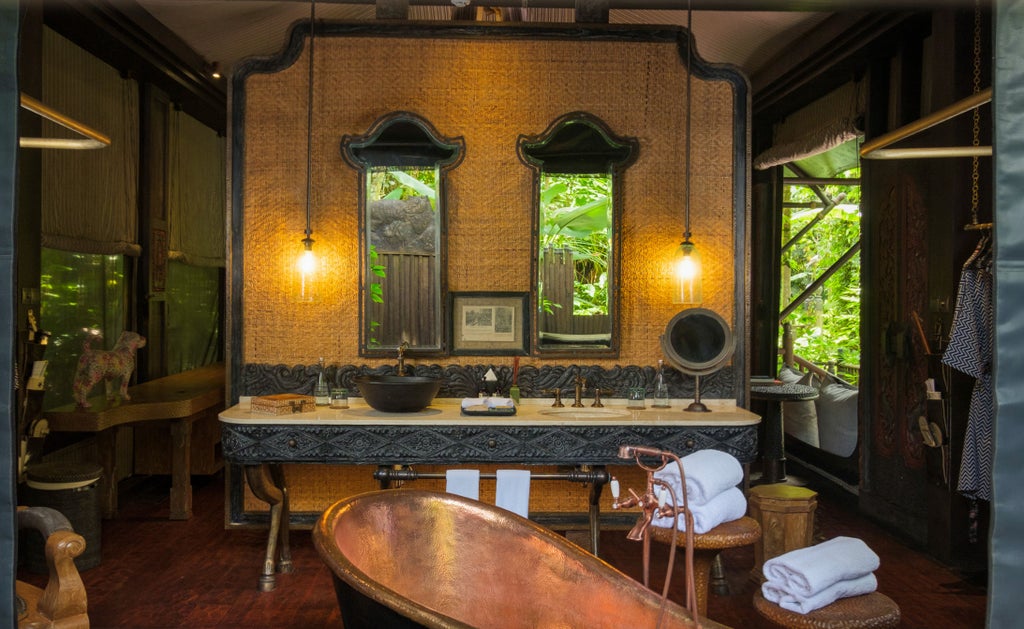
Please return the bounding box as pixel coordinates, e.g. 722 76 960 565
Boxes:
941 257 994 502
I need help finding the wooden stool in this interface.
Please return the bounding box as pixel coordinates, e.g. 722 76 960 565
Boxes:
748 484 817 581
753 590 900 628
649 516 761 616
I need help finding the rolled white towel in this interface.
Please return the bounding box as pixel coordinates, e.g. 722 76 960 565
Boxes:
763 536 880 598
653 449 744 506
650 486 747 534
461 397 514 410
762 572 878 614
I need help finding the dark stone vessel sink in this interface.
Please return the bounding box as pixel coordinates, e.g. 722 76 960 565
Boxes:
353 375 442 412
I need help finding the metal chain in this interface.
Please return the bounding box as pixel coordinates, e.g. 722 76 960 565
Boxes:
970 0 982 224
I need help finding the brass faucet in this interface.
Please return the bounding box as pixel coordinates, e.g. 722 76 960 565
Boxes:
543 388 565 407
572 374 586 407
396 341 409 376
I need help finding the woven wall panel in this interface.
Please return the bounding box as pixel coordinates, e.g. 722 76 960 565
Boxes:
240 29 740 368
242 463 652 519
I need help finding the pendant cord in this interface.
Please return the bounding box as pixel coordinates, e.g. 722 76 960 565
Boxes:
684 0 693 241
304 0 316 241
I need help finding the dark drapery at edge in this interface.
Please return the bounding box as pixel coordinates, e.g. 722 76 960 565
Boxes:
990 0 1024 625
1 5 19 626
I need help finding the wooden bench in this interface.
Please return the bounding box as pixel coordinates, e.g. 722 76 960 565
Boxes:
42 363 225 520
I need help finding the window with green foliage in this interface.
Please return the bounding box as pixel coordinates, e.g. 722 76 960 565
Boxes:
780 166 861 382
166 261 222 374
538 173 612 317
39 249 127 409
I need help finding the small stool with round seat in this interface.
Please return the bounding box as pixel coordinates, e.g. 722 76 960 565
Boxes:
648 516 762 616
753 590 901 629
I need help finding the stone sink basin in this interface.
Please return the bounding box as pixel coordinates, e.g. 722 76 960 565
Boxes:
538 407 632 420
353 375 442 413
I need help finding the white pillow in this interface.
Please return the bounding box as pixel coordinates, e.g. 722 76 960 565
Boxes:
816 381 858 457
781 368 820 447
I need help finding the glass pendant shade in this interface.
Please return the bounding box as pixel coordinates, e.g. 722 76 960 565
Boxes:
297 236 317 302
672 239 703 304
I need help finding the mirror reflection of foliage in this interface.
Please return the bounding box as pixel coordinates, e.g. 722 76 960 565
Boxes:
369 167 437 207
367 244 385 348
539 173 612 315
780 167 861 381
365 167 437 349
39 249 126 409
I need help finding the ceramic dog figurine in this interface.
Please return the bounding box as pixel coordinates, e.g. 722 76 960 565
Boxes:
72 331 146 408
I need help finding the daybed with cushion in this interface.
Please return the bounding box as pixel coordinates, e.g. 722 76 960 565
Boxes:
778 364 859 486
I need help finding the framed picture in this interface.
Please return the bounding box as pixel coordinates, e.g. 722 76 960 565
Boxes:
449 292 529 356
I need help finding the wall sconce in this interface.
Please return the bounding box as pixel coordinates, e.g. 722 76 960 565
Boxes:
297 0 318 302
672 0 702 305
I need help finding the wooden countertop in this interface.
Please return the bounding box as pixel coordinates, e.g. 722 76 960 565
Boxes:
44 363 226 432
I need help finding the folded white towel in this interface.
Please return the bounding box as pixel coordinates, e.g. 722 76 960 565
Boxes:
653 449 744 506
762 572 878 614
461 397 515 410
445 469 480 500
651 486 747 534
763 536 880 598
495 469 530 518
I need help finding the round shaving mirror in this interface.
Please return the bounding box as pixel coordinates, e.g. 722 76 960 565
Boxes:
660 308 735 412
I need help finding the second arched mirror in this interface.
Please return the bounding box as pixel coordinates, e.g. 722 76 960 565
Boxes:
517 113 638 356
342 113 464 356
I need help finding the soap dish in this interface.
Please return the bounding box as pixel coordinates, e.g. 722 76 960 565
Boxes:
461 406 517 417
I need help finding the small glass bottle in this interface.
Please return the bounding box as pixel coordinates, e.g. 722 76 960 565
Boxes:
652 359 671 408
314 357 331 406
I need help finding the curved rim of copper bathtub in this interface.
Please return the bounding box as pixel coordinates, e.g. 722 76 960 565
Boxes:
313 488 716 629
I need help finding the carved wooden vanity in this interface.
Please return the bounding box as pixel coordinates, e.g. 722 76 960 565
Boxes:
220 397 759 590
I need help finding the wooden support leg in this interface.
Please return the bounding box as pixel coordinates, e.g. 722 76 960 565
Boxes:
587 467 605 557
168 417 193 520
245 464 289 592
268 464 292 573
692 548 718 617
96 428 119 519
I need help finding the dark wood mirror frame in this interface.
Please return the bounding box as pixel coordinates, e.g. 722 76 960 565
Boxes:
341 112 465 357
518 112 638 358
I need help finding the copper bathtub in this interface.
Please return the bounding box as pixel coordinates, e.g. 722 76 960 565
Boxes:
313 489 724 628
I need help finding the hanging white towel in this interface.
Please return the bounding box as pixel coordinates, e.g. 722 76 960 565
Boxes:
650 486 747 534
763 536 880 598
445 469 480 500
653 449 744 506
495 469 531 518
762 572 878 614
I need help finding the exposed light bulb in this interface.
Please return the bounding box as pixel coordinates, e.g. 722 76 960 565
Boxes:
297 237 317 302
672 239 703 305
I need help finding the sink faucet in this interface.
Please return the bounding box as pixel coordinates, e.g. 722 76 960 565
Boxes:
396 341 409 376
572 373 586 407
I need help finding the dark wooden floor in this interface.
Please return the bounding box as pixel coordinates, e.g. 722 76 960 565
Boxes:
18 470 987 628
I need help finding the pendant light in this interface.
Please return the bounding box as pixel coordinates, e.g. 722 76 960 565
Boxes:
672 0 703 305
297 0 318 302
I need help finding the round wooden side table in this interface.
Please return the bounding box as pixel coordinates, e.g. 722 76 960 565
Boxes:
753 590 901 628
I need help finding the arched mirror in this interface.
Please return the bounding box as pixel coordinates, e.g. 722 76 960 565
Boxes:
661 308 735 412
517 113 638 355
342 113 464 355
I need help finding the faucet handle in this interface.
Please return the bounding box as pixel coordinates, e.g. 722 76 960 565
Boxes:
542 388 564 407
590 388 614 407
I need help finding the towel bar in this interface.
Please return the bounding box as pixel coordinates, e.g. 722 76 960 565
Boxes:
373 465 611 555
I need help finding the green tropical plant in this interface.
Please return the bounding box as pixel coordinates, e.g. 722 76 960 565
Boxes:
780 168 861 380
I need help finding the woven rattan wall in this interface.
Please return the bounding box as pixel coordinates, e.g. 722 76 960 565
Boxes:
235 23 745 371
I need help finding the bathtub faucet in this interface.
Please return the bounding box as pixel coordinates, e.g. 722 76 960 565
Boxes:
396 341 409 376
